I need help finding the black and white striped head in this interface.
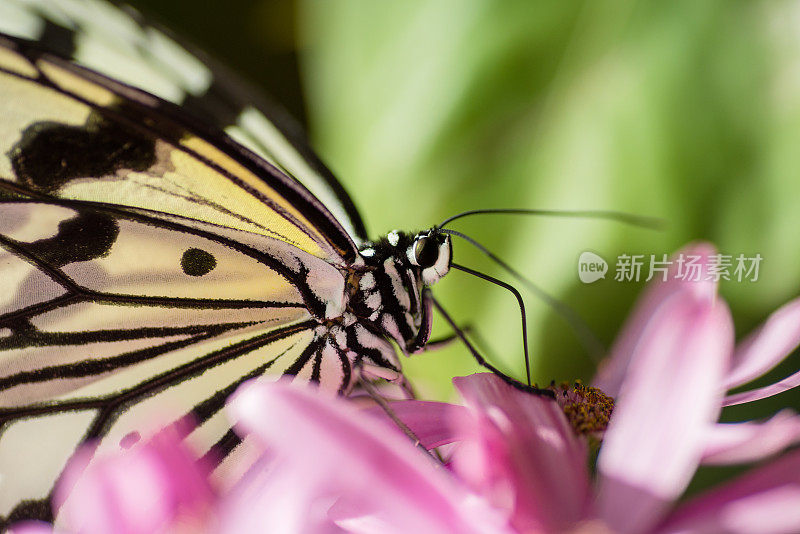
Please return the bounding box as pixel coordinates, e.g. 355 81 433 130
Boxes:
360 229 452 286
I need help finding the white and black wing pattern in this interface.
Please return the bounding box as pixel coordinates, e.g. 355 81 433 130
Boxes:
0 0 368 245
0 32 401 525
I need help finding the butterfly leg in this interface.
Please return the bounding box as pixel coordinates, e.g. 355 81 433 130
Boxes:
356 374 440 460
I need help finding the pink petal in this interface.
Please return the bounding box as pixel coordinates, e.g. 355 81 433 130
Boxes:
452 373 591 533
725 297 800 389
596 287 733 534
595 242 718 397
219 455 343 534
657 449 800 534
364 400 466 449
226 379 510 534
701 410 800 465
55 427 215 534
724 367 800 406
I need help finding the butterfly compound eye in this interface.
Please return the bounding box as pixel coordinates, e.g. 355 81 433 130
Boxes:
414 235 440 268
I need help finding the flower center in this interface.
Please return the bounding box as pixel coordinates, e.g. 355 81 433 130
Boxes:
546 381 614 438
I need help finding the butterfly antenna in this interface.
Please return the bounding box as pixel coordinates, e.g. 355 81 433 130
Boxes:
441 228 606 363
429 293 553 398
449 263 532 386
438 208 665 230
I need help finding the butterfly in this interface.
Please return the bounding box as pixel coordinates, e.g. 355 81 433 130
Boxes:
0 0 478 525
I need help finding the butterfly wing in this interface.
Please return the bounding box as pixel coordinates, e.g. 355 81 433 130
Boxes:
0 0 368 244
0 34 380 523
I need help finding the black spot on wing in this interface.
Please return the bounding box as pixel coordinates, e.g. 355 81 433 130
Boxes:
9 112 156 194
24 211 119 267
36 18 77 59
1 498 53 528
181 248 217 276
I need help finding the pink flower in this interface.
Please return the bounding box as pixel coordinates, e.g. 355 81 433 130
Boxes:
424 242 800 533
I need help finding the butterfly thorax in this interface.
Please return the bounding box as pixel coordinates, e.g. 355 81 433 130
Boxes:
345 229 452 355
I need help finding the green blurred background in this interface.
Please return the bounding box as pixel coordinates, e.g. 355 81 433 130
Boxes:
127 1 799 413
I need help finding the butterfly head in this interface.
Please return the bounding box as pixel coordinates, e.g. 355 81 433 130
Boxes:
354 229 451 352
406 230 451 285
360 229 452 287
